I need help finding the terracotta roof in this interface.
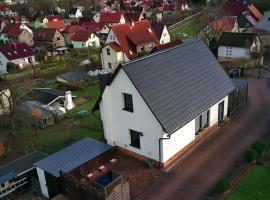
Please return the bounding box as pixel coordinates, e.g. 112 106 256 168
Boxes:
34 28 58 42
70 29 93 41
45 15 63 22
99 12 126 23
109 20 160 59
1 23 22 38
223 2 248 16
63 25 86 37
44 20 66 31
0 43 34 61
248 4 262 20
81 21 106 32
109 42 123 52
208 16 237 33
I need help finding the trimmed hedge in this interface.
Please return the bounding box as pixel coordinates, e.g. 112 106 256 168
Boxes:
244 149 259 162
251 140 266 156
216 177 230 193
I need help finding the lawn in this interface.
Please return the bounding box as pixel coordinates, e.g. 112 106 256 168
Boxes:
169 13 206 38
228 148 270 200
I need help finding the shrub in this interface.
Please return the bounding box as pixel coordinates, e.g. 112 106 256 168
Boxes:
251 140 266 156
244 149 259 162
146 159 154 169
216 178 230 193
6 62 17 73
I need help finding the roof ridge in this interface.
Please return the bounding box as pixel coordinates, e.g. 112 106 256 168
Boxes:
122 39 201 66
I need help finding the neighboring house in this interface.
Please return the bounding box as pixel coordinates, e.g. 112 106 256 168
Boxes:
93 40 236 167
101 20 160 71
156 4 174 21
217 32 260 62
62 25 86 45
254 11 270 33
206 16 239 33
43 20 66 32
71 29 100 49
0 88 10 115
35 138 129 200
33 28 66 49
151 22 171 44
34 15 63 29
0 152 47 199
81 21 110 43
56 71 90 87
0 3 17 16
0 43 35 72
93 12 127 27
69 7 83 19
0 23 34 46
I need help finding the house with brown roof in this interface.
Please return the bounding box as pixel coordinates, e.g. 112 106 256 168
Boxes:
206 16 239 33
33 28 66 49
43 20 66 32
81 21 110 43
62 25 86 46
151 22 171 44
70 29 100 49
100 20 160 71
0 23 33 46
0 43 35 72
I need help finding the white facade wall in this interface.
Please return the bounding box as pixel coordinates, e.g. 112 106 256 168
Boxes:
218 46 250 60
72 34 100 49
36 167 49 198
100 69 163 161
101 45 126 70
105 30 119 45
160 26 170 44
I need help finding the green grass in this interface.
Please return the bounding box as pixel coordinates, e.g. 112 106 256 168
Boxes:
228 148 270 200
169 14 205 38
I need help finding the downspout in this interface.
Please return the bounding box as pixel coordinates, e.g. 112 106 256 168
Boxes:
158 132 170 168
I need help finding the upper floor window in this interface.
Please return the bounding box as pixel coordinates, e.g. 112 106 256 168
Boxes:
57 37 60 41
106 48 111 55
123 93 133 112
108 62 112 69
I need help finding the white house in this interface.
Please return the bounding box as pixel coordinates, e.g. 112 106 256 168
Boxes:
70 29 100 49
151 23 171 44
0 43 35 72
217 32 261 62
93 40 236 167
100 20 160 71
68 7 83 19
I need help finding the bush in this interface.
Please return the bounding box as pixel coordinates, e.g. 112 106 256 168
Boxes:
251 140 266 156
6 62 17 73
145 159 154 169
244 149 259 162
216 178 230 193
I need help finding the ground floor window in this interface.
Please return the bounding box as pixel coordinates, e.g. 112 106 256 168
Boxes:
130 129 142 149
195 110 210 135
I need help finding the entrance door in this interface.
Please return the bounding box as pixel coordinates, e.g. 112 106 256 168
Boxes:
218 101 224 125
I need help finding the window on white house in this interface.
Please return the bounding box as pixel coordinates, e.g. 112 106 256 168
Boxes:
130 129 142 149
163 32 167 37
123 93 133 112
108 62 112 69
57 37 60 41
82 43 84 46
106 48 110 55
195 110 210 135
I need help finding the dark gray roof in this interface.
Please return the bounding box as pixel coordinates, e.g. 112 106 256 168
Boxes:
35 138 112 177
231 78 248 89
0 152 47 177
57 71 90 83
69 7 78 15
217 32 256 48
28 88 66 105
255 11 270 33
122 40 235 134
0 172 17 184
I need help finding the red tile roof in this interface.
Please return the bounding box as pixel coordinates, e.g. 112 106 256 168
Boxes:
45 15 63 22
208 16 237 33
70 29 93 41
1 23 22 38
44 20 66 31
34 28 58 42
109 20 160 59
223 2 248 16
99 12 126 23
63 25 86 37
0 43 34 61
81 21 106 32
109 42 123 52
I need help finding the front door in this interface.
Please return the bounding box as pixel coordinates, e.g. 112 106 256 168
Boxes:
218 101 224 125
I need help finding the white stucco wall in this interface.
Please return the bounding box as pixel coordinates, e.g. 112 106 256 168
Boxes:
218 46 250 60
209 96 228 126
36 167 49 198
160 26 170 44
101 45 126 70
105 30 119 45
100 69 163 161
72 34 100 49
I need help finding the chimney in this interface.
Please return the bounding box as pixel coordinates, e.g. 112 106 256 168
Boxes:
131 21 134 27
64 91 75 110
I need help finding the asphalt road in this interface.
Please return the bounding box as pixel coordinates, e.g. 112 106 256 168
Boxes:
136 79 270 200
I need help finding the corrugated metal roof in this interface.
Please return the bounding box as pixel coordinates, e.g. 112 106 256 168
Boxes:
122 40 235 134
0 152 47 177
35 138 112 177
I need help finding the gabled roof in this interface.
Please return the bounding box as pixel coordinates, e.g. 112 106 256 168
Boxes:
1 23 22 38
82 21 106 32
217 32 256 48
109 42 123 52
69 7 79 15
70 29 93 41
0 43 34 61
27 88 66 105
63 25 86 36
99 12 125 23
109 20 160 59
45 15 63 22
44 20 66 31
35 138 112 177
0 152 47 178
208 16 237 33
223 2 248 16
95 40 235 134
151 39 182 52
34 28 58 42
151 22 165 40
